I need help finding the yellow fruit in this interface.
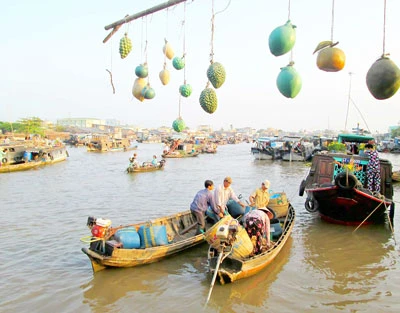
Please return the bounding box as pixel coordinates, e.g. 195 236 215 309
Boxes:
162 40 174 60
159 68 170 85
316 47 346 72
132 78 147 102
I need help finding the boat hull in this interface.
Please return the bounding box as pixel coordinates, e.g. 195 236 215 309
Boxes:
207 204 295 284
81 210 207 272
305 186 391 225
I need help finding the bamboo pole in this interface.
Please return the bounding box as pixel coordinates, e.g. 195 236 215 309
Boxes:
103 0 191 43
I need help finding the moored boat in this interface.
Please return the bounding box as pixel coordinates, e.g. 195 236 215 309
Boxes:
299 133 394 225
206 203 295 286
0 145 69 173
251 137 283 160
81 210 209 273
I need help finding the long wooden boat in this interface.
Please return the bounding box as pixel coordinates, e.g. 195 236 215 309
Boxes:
127 159 166 173
299 133 394 225
206 204 295 285
161 151 199 158
81 210 209 273
0 146 69 173
251 137 283 160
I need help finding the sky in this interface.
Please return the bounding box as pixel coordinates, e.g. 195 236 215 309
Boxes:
1 0 400 134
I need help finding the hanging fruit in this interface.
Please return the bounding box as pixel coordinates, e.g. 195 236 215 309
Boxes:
199 88 218 114
366 55 400 100
313 41 346 72
172 117 185 132
172 56 185 70
268 20 296 57
132 78 147 102
159 66 171 85
141 84 156 100
163 39 175 60
276 62 302 98
135 63 148 78
207 62 226 89
179 84 192 97
119 33 133 59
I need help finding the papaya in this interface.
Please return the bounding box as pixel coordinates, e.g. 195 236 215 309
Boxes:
132 78 147 102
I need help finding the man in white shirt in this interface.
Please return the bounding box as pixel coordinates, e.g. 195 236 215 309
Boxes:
214 176 245 215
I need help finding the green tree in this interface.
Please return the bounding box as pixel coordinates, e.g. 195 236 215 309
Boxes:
17 117 45 137
391 127 400 138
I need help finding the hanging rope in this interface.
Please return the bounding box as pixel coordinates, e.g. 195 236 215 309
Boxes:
287 0 291 21
183 2 187 84
106 35 115 94
209 0 215 64
330 0 335 42
382 0 387 56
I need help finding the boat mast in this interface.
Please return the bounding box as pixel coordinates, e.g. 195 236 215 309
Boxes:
103 0 192 43
344 72 353 131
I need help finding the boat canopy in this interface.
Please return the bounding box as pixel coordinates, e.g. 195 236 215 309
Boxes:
338 133 374 144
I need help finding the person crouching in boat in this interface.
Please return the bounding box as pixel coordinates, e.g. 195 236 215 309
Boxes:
244 180 272 254
151 155 158 166
190 180 221 235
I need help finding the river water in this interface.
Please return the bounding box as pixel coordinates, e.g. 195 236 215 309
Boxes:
1 143 399 313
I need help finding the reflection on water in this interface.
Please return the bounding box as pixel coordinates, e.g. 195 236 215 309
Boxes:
0 144 399 312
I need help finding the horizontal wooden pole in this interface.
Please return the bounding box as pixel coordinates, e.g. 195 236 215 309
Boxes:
104 0 190 31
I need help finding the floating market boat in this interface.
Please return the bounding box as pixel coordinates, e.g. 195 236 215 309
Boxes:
251 137 283 160
206 204 295 285
0 145 69 173
298 132 394 225
127 159 166 173
81 210 209 273
87 136 137 152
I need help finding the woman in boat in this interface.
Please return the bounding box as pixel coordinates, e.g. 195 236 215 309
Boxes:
245 180 273 254
190 180 220 234
364 143 381 193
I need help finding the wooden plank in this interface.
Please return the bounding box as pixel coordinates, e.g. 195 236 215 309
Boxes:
104 0 189 31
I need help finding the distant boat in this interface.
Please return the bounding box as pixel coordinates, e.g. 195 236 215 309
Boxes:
127 159 166 173
281 140 314 162
251 137 283 160
87 136 136 152
299 132 394 225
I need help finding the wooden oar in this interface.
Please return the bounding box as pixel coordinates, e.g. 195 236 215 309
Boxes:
205 249 225 306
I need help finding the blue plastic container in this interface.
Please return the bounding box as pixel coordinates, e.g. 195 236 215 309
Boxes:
138 225 169 248
23 151 32 162
114 227 141 249
270 222 283 240
226 200 245 218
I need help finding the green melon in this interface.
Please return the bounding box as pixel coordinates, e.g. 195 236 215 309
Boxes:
135 63 148 78
366 56 400 100
179 84 192 97
172 118 185 132
119 33 132 59
199 88 218 114
172 56 185 70
207 62 226 89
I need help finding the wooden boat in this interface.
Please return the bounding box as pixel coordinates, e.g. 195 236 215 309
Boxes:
251 137 283 160
298 133 395 225
87 136 136 152
81 210 209 273
127 159 166 173
281 141 314 162
0 145 69 173
162 150 199 158
206 204 295 285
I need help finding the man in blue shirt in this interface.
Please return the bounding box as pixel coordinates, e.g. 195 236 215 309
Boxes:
190 180 220 234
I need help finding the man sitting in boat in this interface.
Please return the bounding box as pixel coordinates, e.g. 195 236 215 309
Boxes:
244 180 273 254
190 180 220 234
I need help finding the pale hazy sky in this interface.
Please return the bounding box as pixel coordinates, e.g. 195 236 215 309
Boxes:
1 0 400 133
